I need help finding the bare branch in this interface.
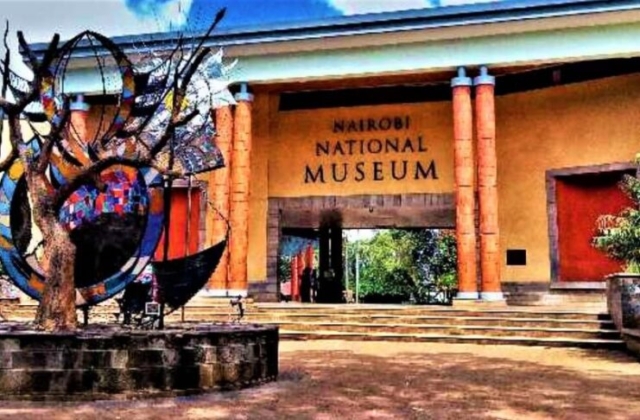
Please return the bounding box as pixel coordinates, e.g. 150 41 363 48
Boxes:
32 93 69 174
191 8 226 57
7 32 60 115
7 114 20 149
179 47 210 93
175 108 199 127
7 113 25 160
2 21 10 90
35 137 55 173
0 97 14 110
0 21 14 114
2 21 9 56
0 24 22 174
17 31 38 71
6 114 45 181
0 21 9 145
5 113 46 191
40 33 60 72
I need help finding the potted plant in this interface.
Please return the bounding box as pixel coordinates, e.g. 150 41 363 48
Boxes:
593 170 640 330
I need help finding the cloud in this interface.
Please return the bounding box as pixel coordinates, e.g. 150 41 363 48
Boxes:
0 0 194 79
124 0 194 31
441 0 500 5
327 0 430 15
327 0 503 15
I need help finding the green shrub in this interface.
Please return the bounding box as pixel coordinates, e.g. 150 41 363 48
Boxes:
593 173 640 273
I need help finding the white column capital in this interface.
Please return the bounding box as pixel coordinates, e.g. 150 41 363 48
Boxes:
451 67 472 87
473 66 495 86
234 82 254 102
70 93 90 111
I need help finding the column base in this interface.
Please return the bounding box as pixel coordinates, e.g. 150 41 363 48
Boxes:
480 291 505 301
455 291 480 300
453 291 507 308
199 289 248 298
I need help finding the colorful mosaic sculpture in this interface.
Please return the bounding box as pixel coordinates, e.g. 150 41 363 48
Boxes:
0 139 166 305
0 17 232 309
40 31 136 144
58 167 147 230
174 128 225 174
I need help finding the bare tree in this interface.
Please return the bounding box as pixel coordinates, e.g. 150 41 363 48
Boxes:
0 9 231 331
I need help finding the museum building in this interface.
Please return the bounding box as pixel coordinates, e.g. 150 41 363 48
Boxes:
30 0 640 304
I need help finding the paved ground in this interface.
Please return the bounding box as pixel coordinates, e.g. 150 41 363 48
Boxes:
2 340 640 420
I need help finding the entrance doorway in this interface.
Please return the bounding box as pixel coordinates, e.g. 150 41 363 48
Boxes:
269 193 456 303
278 213 345 304
277 227 457 304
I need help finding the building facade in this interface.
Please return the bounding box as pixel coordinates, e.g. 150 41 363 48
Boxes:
34 0 640 304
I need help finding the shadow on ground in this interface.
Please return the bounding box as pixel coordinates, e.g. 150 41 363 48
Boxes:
1 342 640 420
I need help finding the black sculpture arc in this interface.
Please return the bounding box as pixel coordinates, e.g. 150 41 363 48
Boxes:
152 239 227 313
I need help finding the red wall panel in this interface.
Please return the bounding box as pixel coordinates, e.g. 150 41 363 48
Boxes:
556 171 633 282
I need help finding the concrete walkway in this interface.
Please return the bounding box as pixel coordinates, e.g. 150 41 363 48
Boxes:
1 340 640 419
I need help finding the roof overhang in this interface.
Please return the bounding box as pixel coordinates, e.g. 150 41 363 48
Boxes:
24 0 640 92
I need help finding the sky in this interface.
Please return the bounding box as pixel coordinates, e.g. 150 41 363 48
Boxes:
0 0 502 77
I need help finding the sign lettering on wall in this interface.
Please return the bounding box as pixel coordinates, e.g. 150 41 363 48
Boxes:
304 116 437 184
269 103 453 197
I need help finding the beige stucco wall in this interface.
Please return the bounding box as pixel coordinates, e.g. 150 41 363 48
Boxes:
269 102 454 197
496 73 640 283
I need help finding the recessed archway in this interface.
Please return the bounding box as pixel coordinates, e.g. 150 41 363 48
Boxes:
254 193 455 301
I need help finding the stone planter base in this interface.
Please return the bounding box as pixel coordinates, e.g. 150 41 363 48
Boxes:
622 329 640 357
606 273 640 331
0 323 278 401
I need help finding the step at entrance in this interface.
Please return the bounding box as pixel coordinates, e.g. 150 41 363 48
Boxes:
0 302 623 349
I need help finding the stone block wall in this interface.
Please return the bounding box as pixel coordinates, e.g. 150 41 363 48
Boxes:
0 323 278 400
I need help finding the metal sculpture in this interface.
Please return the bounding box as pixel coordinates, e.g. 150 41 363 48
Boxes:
0 8 235 330
0 138 165 305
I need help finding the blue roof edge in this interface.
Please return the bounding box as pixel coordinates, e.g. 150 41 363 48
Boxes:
23 0 640 60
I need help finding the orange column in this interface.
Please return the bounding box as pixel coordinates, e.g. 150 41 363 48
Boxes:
207 105 234 291
305 245 314 269
451 68 478 300
228 84 253 294
298 250 306 275
291 255 300 302
475 67 503 301
298 251 306 301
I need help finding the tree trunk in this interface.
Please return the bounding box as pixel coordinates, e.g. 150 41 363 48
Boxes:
34 221 77 331
28 174 77 331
